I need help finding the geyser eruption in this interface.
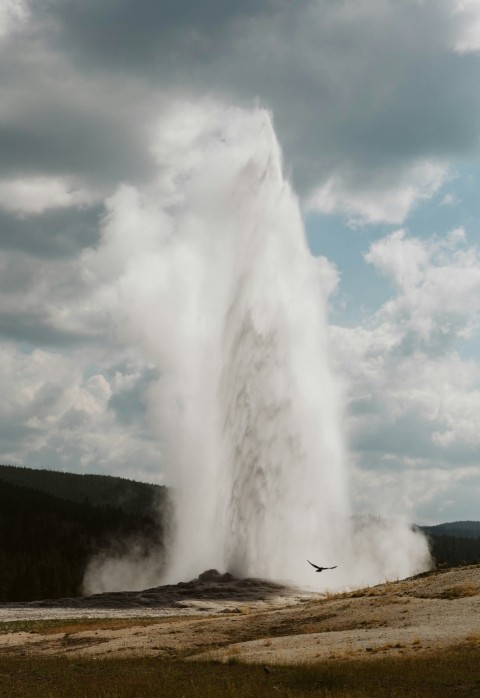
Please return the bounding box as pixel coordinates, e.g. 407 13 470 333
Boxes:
88 103 430 590
168 113 349 583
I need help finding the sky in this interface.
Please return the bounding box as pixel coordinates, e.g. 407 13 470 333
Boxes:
1 0 480 524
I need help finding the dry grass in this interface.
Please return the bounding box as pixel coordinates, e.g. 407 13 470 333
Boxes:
363 642 405 655
2 564 479 672
1 645 479 697
0 616 196 637
435 583 479 599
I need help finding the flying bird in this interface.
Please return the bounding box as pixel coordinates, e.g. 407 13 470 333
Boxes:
307 560 337 572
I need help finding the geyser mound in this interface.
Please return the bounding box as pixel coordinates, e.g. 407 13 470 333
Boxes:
87 102 430 592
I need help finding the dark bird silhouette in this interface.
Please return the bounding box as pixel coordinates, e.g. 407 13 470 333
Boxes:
307 560 337 572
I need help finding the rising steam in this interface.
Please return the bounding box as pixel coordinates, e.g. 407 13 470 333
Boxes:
85 103 430 592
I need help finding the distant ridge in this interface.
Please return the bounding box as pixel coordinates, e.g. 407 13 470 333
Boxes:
417 521 480 568
0 464 478 602
0 464 166 516
420 521 480 540
0 465 169 603
0 478 166 602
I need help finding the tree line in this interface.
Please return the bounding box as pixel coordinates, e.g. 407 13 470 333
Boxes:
0 472 168 602
0 465 478 602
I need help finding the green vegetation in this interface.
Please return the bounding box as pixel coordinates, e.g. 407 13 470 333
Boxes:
0 464 166 515
0 464 479 603
0 645 479 697
415 521 480 567
425 532 480 567
0 617 179 636
0 471 169 602
421 521 480 539
419 520 480 568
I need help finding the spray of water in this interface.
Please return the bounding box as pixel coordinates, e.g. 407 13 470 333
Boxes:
86 103 430 591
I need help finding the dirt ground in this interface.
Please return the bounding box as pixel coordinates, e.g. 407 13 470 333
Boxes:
0 565 479 664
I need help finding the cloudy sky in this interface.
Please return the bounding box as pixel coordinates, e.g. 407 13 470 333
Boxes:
2 0 480 524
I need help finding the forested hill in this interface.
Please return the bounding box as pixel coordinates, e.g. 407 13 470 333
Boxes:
0 464 479 602
0 466 169 602
421 521 480 539
418 521 480 568
0 464 166 515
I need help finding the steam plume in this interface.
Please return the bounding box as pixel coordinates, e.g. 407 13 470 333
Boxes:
86 103 430 591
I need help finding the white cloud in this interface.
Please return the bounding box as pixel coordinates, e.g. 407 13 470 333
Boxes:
0 344 162 478
335 322 480 452
1 0 480 526
307 161 447 226
330 229 480 511
352 459 480 521
365 228 480 341
0 177 96 216
2 0 478 215
440 192 459 206
315 255 340 299
453 0 480 53
394 353 480 447
365 229 429 290
0 0 28 40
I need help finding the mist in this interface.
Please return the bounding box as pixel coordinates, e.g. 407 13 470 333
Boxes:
82 538 167 595
84 102 430 593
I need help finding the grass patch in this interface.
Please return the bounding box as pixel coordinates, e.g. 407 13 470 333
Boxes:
435 583 479 599
0 616 196 636
0 644 479 697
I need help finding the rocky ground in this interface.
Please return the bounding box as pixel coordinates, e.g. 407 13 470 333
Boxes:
0 566 479 664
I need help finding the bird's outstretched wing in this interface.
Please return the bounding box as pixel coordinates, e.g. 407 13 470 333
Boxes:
307 559 322 571
307 560 337 572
